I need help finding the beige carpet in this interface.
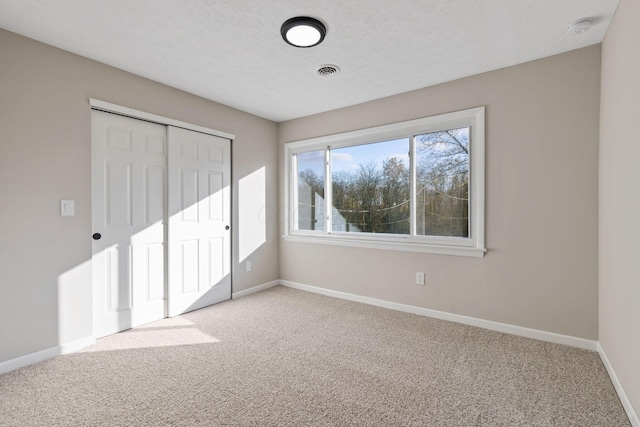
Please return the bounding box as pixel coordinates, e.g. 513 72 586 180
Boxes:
0 286 630 426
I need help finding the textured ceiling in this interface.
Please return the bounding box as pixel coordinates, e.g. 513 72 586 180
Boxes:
0 0 619 122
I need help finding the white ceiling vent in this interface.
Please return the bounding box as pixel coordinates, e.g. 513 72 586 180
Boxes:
317 65 340 77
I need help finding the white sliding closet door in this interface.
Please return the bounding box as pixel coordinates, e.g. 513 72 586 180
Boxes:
91 111 167 338
168 127 231 316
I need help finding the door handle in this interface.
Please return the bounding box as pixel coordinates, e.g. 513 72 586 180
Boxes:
225 225 230 230
92 233 102 240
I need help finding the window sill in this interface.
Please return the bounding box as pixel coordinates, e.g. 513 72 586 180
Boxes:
283 234 486 258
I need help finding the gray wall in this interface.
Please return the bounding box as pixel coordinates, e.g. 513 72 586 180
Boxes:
279 45 601 340
0 28 279 363
600 0 640 416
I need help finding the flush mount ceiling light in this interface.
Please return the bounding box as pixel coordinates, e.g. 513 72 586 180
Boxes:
566 19 593 34
281 16 326 48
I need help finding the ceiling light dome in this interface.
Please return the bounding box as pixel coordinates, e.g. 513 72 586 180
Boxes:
281 17 326 48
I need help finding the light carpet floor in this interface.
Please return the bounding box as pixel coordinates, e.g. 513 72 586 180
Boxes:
0 286 631 426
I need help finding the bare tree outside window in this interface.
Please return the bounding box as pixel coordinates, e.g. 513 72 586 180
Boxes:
416 127 470 237
331 140 410 234
296 151 325 231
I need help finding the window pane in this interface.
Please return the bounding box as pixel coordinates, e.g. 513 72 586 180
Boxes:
296 150 325 231
331 139 410 234
415 127 469 238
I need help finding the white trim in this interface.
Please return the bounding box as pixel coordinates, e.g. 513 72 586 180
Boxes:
283 106 486 257
0 346 60 375
598 343 640 427
0 335 97 375
471 107 485 250
232 280 280 299
60 336 96 355
279 280 598 351
325 147 332 232
89 98 235 140
283 234 486 257
285 107 484 151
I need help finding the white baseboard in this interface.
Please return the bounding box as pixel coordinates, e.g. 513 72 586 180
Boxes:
232 280 280 299
1 283 634 426
60 336 96 355
598 343 640 427
279 280 598 351
0 346 60 375
0 335 96 376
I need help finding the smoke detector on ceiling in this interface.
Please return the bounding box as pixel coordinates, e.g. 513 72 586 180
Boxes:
317 64 340 77
566 19 593 34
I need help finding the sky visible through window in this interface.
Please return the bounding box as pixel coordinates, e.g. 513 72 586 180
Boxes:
299 138 409 175
296 128 470 237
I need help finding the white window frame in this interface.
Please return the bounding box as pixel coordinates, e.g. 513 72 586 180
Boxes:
283 106 486 257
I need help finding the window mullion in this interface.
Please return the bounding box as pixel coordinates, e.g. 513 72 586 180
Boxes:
325 146 332 233
410 136 417 236
291 153 299 232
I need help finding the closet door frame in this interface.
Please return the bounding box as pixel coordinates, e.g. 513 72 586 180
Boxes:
90 98 235 330
90 100 235 141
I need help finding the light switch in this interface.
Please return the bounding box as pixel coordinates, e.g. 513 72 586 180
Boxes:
61 200 75 216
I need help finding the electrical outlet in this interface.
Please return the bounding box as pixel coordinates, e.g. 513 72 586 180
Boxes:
246 261 252 272
416 272 425 285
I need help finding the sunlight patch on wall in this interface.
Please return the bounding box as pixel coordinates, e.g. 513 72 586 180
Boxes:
57 259 93 347
239 167 266 262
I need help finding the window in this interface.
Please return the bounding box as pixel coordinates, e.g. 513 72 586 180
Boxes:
295 150 325 231
285 107 485 257
331 138 410 235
